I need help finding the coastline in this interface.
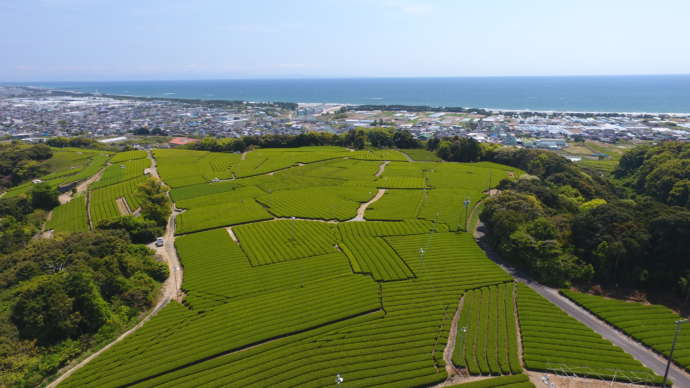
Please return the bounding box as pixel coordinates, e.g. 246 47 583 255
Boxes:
6 85 690 117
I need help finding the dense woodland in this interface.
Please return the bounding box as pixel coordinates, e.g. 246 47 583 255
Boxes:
478 143 690 300
190 127 421 152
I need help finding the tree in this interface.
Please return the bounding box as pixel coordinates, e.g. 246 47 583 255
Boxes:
643 159 690 206
572 202 650 286
137 179 171 226
580 198 607 211
392 130 419 148
96 216 162 244
436 137 482 162
11 272 110 345
366 129 394 148
426 137 440 150
0 216 38 254
132 127 150 135
29 183 59 210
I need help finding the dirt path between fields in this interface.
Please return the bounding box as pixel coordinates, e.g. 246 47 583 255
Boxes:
401 151 415 163
47 152 183 388
443 297 464 377
241 151 248 160
116 197 131 215
58 166 106 205
375 160 390 177
349 189 386 222
513 283 525 368
146 152 160 180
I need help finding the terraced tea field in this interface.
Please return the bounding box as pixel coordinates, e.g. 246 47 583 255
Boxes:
4 147 109 198
45 195 89 233
517 284 662 384
54 146 668 387
454 283 521 375
89 176 147 224
561 289 690 373
175 200 272 234
90 157 150 189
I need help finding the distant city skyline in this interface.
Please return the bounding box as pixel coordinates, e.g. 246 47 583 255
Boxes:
2 0 690 82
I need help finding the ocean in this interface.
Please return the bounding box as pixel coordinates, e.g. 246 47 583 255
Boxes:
12 75 690 113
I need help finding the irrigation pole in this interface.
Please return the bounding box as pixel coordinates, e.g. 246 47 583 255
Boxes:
663 319 688 387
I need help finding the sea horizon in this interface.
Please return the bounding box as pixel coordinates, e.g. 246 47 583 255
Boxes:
4 74 690 114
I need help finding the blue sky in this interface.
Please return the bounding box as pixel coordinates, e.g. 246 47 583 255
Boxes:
1 0 689 81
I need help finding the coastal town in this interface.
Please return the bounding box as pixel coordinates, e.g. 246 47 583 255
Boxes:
1 86 689 150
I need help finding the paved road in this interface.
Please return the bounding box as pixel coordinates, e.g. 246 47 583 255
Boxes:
47 152 183 387
474 222 690 387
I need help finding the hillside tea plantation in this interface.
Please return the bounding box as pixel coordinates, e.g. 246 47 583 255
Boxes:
4 147 109 198
45 195 89 233
561 289 690 373
54 146 667 387
516 284 662 384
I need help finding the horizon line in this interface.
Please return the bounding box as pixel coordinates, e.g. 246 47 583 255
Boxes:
3 72 690 84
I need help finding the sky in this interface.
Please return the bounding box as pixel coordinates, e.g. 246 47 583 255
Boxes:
1 0 690 81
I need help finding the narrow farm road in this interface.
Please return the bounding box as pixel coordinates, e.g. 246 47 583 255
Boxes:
146 150 161 180
375 160 390 177
474 221 690 388
350 189 386 221
148 150 183 302
47 153 183 388
58 166 105 204
443 297 464 377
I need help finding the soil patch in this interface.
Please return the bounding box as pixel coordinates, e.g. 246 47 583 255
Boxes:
226 227 239 243
116 197 132 216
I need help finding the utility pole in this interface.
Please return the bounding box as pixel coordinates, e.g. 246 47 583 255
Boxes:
663 319 688 387
463 198 471 232
291 216 296 242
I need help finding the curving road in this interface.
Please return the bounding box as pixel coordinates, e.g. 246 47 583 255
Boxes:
47 151 183 388
474 221 690 387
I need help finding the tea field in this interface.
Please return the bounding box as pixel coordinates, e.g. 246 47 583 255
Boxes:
517 284 662 384
54 146 667 387
45 195 89 233
561 289 690 373
4 147 109 198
